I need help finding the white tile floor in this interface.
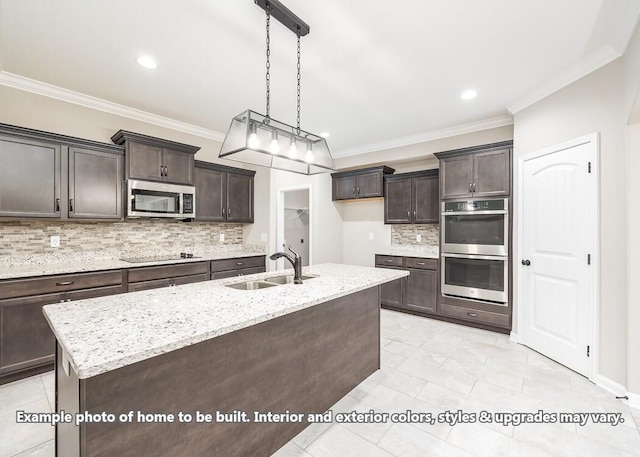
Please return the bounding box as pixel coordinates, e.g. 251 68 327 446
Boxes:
1 309 639 457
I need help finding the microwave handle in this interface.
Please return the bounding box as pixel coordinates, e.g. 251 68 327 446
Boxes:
442 253 508 262
440 210 507 216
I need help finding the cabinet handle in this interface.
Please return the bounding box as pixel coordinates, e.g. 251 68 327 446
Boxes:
417 262 425 265
469 183 472 193
385 259 393 263
407 211 410 218
352 187 356 196
69 199 74 212
236 262 244 266
467 312 478 318
473 182 477 192
56 281 74 286
160 165 164 176
55 198 60 212
357 187 360 195
165 166 169 176
228 208 231 216
413 210 416 217
222 208 225 215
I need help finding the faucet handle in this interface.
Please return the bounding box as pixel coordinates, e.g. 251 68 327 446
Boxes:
288 245 301 259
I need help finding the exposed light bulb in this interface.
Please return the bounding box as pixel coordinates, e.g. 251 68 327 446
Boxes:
270 131 280 153
305 143 314 163
247 123 259 149
288 138 297 158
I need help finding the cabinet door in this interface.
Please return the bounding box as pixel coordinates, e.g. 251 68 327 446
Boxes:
0 135 61 218
128 143 163 181
404 268 437 314
412 175 439 223
163 149 194 185
0 293 59 375
384 179 412 223
440 155 473 200
473 148 510 197
68 147 123 220
356 171 383 198
195 167 226 221
226 173 254 222
380 275 403 308
332 175 357 200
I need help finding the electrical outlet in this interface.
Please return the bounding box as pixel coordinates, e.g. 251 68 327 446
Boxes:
369 232 374 240
50 235 60 248
261 233 268 242
416 234 422 242
219 233 225 242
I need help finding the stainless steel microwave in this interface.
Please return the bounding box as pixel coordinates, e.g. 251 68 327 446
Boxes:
127 180 195 218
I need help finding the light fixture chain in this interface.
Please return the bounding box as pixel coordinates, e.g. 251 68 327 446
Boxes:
265 4 271 120
296 28 301 132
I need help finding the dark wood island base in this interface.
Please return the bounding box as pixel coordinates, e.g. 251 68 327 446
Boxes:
56 286 380 456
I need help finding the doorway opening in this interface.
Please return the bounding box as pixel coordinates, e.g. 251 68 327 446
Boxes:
276 187 311 270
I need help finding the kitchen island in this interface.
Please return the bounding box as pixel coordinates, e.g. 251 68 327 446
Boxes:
43 263 408 457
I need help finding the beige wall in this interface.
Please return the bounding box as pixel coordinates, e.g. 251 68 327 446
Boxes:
513 59 628 386
627 123 640 398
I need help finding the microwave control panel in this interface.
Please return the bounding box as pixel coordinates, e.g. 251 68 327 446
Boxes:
183 194 194 214
443 199 506 212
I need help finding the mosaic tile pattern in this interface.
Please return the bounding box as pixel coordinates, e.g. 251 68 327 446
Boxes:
391 224 439 246
0 220 244 261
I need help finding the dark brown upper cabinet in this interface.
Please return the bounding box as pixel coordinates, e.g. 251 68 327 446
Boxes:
331 166 395 201
195 161 255 223
435 141 512 200
111 130 199 186
384 169 439 224
0 123 124 221
68 146 123 220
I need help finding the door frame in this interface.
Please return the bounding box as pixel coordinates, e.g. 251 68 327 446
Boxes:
276 184 313 269
516 132 600 379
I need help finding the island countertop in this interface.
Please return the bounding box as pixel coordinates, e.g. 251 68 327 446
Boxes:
43 263 408 379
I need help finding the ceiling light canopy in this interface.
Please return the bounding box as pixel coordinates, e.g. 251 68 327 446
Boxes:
461 89 477 100
136 55 157 69
219 0 335 175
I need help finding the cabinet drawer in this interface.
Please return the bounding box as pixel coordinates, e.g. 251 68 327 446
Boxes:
173 274 209 287
127 262 209 283
0 270 122 299
439 303 509 328
65 285 124 301
210 256 265 273
127 278 173 292
374 255 403 267
404 257 438 270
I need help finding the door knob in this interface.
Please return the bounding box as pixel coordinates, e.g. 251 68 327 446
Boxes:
521 259 531 266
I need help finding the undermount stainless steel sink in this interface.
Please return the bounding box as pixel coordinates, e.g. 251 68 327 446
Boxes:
225 281 278 290
225 274 317 290
263 275 316 284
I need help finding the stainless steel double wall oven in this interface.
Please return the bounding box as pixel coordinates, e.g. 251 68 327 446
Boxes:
441 198 509 305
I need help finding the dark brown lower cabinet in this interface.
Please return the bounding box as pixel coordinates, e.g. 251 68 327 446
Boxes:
126 262 209 292
0 271 124 384
210 256 266 279
375 255 438 315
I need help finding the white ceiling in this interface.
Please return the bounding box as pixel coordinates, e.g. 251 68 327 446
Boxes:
0 0 638 157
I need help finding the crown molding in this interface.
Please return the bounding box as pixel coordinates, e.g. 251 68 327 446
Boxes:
332 115 514 159
0 71 227 142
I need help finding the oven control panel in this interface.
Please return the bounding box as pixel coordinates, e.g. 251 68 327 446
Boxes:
443 199 506 212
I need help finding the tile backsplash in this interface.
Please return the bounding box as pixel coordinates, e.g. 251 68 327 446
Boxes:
391 224 439 246
0 220 243 260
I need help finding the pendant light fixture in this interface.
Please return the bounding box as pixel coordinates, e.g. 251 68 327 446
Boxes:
219 0 335 175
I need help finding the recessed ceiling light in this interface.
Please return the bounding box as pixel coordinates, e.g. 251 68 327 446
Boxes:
320 132 330 138
460 89 477 100
137 55 158 69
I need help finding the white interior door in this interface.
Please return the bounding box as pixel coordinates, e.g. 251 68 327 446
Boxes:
520 135 597 377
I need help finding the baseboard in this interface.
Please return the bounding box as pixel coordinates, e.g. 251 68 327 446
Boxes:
509 331 520 343
592 373 627 397
626 391 640 411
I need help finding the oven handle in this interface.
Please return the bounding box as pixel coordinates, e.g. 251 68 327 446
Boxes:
441 253 509 261
441 210 507 216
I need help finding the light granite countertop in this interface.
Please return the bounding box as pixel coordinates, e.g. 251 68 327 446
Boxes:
376 245 439 259
43 263 408 379
0 247 266 280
